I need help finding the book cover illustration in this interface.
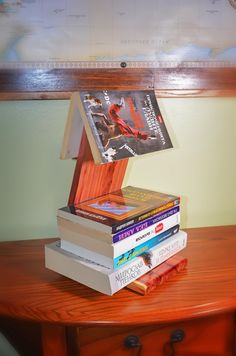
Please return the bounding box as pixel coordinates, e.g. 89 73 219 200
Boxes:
113 225 179 269
78 192 149 221
79 90 173 163
59 186 180 234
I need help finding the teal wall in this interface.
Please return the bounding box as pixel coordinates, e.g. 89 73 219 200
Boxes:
0 97 236 241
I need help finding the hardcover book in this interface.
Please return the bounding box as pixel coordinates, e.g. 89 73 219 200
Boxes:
45 230 187 295
61 90 173 164
57 186 180 234
60 224 180 269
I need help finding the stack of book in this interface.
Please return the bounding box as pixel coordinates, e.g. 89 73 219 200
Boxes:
45 89 187 295
45 186 188 295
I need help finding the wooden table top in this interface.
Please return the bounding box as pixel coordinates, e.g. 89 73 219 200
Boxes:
0 225 236 327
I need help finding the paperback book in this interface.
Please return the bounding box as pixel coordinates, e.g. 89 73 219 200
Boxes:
60 92 84 159
61 90 173 164
59 209 180 259
57 186 180 235
61 224 180 269
45 230 188 295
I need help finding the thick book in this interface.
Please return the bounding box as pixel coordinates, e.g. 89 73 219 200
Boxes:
59 211 180 261
57 186 180 235
61 224 180 269
63 90 173 164
126 254 188 295
45 230 187 295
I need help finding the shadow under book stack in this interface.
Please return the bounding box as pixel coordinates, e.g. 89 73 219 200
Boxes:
45 89 188 295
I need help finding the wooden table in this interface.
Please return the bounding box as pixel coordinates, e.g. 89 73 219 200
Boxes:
0 226 236 355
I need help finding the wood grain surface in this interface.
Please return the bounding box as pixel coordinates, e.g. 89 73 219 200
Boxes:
68 131 128 205
1 67 236 100
0 225 236 326
78 314 234 356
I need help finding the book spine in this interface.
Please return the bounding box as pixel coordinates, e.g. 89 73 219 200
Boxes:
112 212 180 257
77 92 105 164
126 255 188 295
60 223 179 269
110 230 187 294
113 225 179 269
112 206 180 243
112 197 180 234
59 211 180 259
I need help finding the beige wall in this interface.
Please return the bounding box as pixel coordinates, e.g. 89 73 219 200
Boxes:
0 100 75 241
125 97 236 228
0 97 236 241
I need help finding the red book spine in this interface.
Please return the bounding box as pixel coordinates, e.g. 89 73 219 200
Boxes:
126 254 188 295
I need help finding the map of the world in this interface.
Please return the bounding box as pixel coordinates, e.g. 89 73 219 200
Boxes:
1 0 236 67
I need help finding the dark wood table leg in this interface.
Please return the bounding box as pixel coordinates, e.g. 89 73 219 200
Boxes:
41 324 68 356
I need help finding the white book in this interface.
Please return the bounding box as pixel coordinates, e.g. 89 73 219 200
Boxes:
60 93 83 159
45 230 187 295
59 212 180 259
61 224 179 270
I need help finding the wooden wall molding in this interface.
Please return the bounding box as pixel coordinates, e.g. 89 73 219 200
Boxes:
1 67 236 99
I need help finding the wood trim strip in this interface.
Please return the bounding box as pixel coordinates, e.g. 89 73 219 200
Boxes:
2 89 236 101
1 67 236 99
